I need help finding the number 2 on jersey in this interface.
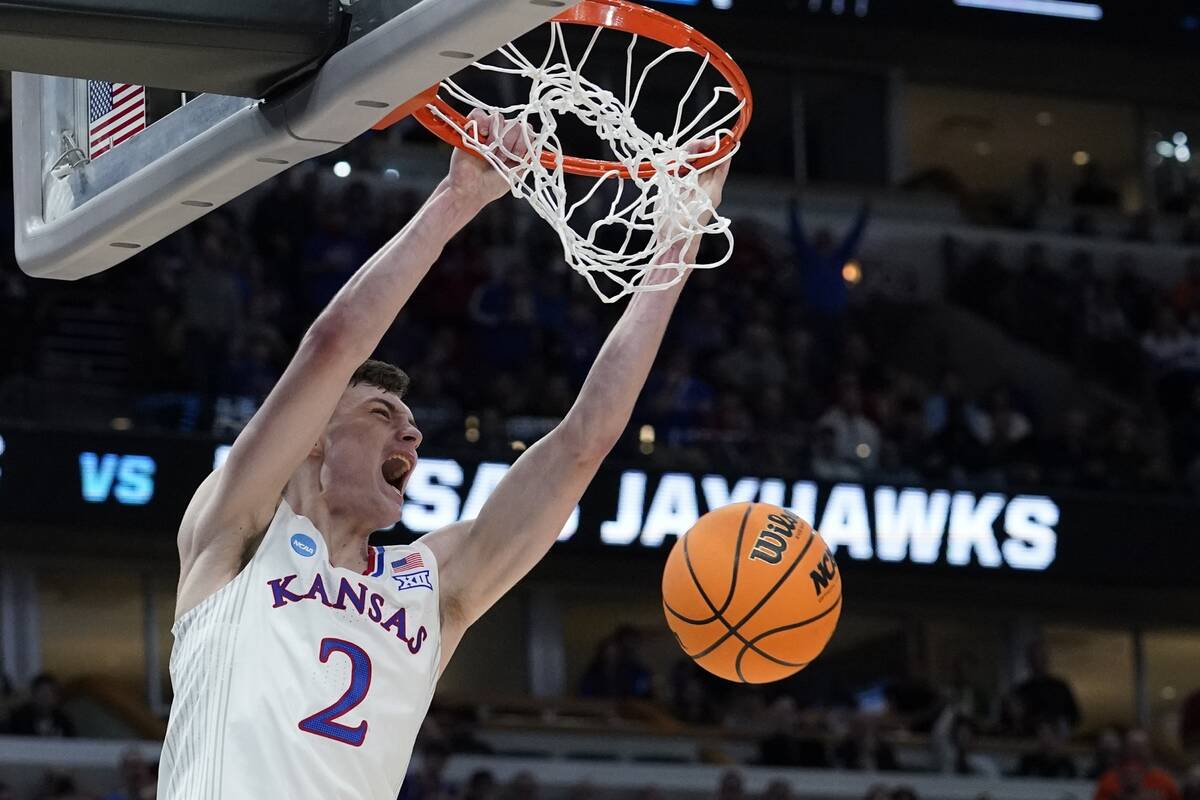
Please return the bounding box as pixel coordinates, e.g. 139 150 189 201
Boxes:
298 638 372 746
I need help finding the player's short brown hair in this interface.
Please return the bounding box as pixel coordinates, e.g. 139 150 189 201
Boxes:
350 359 410 399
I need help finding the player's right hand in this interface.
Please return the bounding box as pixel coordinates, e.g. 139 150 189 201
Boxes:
688 137 731 210
446 109 531 208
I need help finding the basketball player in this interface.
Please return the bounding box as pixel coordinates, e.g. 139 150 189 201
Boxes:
158 111 731 799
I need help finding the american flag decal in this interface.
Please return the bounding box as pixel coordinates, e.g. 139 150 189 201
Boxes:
88 81 146 159
391 553 425 574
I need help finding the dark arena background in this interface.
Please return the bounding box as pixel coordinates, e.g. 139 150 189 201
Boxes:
2 1 1200 799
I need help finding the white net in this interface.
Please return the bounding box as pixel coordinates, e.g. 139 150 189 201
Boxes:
424 21 745 303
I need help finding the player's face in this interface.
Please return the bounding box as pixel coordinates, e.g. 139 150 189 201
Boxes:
319 384 422 529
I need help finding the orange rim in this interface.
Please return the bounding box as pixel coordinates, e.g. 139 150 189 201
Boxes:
395 0 753 179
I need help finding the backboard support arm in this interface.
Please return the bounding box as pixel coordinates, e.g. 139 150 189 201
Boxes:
13 0 580 280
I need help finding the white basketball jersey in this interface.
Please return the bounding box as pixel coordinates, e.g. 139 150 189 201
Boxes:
159 498 441 799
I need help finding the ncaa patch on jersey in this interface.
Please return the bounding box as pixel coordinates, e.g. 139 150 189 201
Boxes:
290 533 317 558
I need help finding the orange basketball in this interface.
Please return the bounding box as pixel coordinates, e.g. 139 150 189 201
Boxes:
662 502 843 683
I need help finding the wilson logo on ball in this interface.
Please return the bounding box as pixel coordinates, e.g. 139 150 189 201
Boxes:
748 511 801 565
810 550 838 596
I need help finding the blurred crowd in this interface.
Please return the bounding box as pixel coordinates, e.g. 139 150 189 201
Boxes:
577 630 1200 789
5 649 1200 800
1 163 1198 496
907 155 1200 246
946 238 1200 493
395 754 933 800
0 673 153 799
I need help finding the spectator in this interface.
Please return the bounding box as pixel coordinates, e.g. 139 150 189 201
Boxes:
299 203 372 317
884 674 942 734
103 749 155 800
789 199 871 322
144 763 158 800
467 262 541 371
1171 388 1200 481
863 787 891 800
9 674 75 738
1082 279 1136 384
460 770 498 800
578 626 653 700
1182 765 1200 800
924 371 967 436
833 715 900 772
811 423 862 481
0 674 13 733
32 772 89 800
224 329 284 401
817 377 881 473
566 782 595 800
1094 730 1181 800
758 697 829 768
712 323 788 391
1013 159 1058 229
1016 722 1078 778
440 709 493 755
1097 416 1156 492
924 400 986 484
671 661 722 726
762 780 793 800
647 352 716 441
891 789 920 800
1088 729 1124 779
502 771 539 800
717 770 746 800
937 651 992 731
1171 257 1200 317
722 687 768 735
1142 306 1194 376
968 387 1033 463
933 715 1000 778
397 740 454 800
1042 408 1102 489
1010 641 1081 735
1126 211 1156 243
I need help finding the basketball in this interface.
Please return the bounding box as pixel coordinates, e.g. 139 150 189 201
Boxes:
662 503 843 684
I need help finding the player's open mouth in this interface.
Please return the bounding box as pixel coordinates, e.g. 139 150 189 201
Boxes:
381 454 412 496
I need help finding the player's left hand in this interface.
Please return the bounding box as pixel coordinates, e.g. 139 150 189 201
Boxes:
688 137 732 210
446 109 531 208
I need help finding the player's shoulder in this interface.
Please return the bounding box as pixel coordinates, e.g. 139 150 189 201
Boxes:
175 469 282 620
415 519 471 568
178 468 277 565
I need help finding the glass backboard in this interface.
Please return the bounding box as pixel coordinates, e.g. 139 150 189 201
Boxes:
11 0 578 280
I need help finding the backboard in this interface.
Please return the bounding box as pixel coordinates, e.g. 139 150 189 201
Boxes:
11 0 580 280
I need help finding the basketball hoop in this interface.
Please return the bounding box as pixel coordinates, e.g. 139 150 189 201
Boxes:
377 0 753 303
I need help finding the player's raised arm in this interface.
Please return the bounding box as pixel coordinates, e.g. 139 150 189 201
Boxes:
423 150 732 662
177 114 523 595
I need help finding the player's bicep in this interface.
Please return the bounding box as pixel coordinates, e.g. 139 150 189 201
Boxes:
423 429 600 628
